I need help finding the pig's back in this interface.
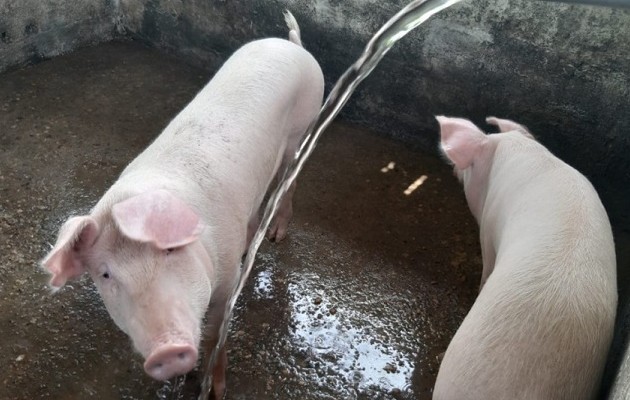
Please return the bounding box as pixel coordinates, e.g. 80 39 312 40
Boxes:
130 38 321 177
435 137 617 400
117 37 323 219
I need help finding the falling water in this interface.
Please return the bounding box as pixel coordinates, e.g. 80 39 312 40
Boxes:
195 0 464 397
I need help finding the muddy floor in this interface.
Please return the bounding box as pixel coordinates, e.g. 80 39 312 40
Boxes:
0 40 624 400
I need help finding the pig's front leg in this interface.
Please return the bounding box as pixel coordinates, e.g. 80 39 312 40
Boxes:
267 181 297 242
210 346 228 400
201 291 233 400
199 341 227 400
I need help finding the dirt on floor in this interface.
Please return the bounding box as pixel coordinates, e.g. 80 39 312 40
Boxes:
2 40 623 400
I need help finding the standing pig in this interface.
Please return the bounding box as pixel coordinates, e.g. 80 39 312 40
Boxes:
434 116 617 399
40 11 324 399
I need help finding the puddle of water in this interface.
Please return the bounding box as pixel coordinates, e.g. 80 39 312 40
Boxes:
288 279 414 392
223 217 475 399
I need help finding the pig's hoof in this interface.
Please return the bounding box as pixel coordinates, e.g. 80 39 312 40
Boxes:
267 221 288 242
210 383 226 400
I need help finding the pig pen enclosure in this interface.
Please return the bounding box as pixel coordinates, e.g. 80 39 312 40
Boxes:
1 0 630 399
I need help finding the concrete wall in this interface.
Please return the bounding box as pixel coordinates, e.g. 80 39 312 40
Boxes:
0 0 120 73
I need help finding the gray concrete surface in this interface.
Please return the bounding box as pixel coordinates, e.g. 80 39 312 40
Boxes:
0 0 119 73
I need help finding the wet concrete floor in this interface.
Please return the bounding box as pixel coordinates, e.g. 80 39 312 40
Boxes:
0 40 622 399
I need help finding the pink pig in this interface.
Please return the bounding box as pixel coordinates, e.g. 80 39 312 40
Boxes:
434 116 617 399
41 11 323 398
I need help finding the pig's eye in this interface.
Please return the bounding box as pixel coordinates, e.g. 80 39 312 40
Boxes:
166 248 175 255
97 263 112 280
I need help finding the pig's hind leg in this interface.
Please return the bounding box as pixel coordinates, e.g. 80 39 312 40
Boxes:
267 80 323 242
267 135 301 242
267 178 297 242
248 190 295 245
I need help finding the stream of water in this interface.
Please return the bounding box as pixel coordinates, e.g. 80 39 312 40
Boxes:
194 0 464 398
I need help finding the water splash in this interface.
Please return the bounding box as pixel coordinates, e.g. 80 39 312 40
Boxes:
198 0 463 397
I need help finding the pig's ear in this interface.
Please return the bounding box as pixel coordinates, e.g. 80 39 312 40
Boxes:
436 116 487 170
112 189 203 250
42 216 100 288
486 116 534 139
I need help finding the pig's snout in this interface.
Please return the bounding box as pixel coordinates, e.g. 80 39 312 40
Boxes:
143 344 198 381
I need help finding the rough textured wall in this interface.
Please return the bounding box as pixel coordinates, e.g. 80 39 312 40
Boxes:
0 0 120 73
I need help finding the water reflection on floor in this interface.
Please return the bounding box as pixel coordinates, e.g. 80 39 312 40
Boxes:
288 272 415 393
